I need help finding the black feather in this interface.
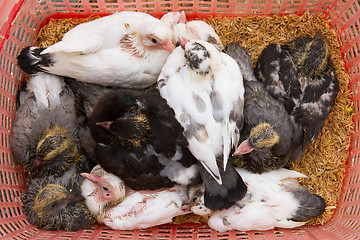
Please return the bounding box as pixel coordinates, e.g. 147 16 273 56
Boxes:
22 163 95 231
17 46 53 75
89 88 201 190
200 160 247 211
290 187 326 222
254 32 339 156
231 80 303 173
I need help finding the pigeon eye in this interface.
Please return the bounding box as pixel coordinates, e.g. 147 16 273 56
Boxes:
151 38 158 44
102 186 109 191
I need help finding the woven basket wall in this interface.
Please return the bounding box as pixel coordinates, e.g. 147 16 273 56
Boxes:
0 0 359 239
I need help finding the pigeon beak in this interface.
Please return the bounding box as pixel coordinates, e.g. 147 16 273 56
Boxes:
81 173 102 184
28 158 43 172
233 139 255 155
96 121 112 131
65 193 85 203
162 39 176 52
178 37 189 49
178 11 187 24
181 203 192 212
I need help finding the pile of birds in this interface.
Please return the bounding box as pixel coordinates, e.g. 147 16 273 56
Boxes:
10 10 337 232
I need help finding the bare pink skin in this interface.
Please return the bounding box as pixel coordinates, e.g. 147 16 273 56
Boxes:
178 11 186 24
96 121 112 131
162 39 176 52
81 173 102 183
178 37 190 48
81 173 117 201
233 139 255 155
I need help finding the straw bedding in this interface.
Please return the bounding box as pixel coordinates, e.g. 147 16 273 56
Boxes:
34 13 353 226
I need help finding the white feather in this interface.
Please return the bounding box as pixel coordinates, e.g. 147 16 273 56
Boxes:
158 40 244 184
103 186 188 230
190 168 309 232
81 166 190 230
26 72 65 110
39 11 174 88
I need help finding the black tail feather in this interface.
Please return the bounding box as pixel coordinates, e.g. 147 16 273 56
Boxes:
200 160 247 211
17 46 51 75
290 187 326 222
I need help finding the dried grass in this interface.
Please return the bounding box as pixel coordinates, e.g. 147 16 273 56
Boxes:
204 13 353 226
36 16 100 48
35 13 353 227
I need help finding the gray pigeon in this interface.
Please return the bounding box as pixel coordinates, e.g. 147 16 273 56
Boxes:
10 72 77 166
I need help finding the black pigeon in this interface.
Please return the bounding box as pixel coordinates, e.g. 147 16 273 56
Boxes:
65 78 121 162
255 31 339 148
224 42 256 82
232 80 303 173
225 42 303 173
89 88 201 190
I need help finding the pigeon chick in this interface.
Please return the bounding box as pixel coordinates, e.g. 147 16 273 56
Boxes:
160 11 186 28
255 31 339 148
157 38 247 211
188 168 326 232
10 72 77 166
232 81 303 173
225 42 303 173
22 164 95 231
24 108 86 179
164 11 223 50
66 78 122 162
89 88 200 190
185 20 223 50
224 42 256 82
17 11 175 89
81 165 190 230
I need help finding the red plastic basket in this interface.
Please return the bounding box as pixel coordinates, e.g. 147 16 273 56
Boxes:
0 0 359 239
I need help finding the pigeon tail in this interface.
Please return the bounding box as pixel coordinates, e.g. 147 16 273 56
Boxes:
290 187 326 222
199 160 247 211
17 46 53 75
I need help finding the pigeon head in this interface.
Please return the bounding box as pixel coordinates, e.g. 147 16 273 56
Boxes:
173 24 192 47
139 22 175 53
22 176 94 231
186 20 224 51
90 91 151 148
180 39 212 75
25 123 83 178
161 11 188 46
81 165 126 216
173 21 223 51
234 122 279 155
96 109 151 149
33 183 84 215
290 31 330 78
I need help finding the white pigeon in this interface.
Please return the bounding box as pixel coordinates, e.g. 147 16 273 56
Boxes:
185 20 223 50
161 11 223 49
10 72 76 165
160 11 185 27
17 11 175 89
157 38 246 211
81 165 190 230
188 168 326 232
